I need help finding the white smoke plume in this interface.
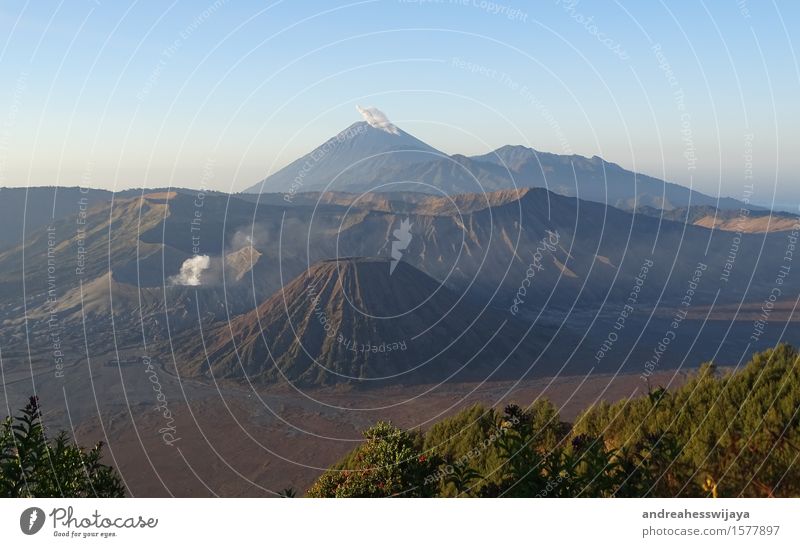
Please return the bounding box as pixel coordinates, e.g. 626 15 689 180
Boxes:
356 105 399 134
168 225 268 287
170 255 211 286
230 223 268 251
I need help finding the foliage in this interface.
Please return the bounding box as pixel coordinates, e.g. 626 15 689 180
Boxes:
308 344 800 497
1 397 125 497
307 421 441 497
573 344 800 497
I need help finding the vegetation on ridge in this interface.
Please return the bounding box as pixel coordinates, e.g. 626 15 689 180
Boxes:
1 396 125 497
308 344 800 497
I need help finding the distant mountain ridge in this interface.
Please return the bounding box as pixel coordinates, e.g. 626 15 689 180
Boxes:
244 120 762 213
471 145 753 211
0 187 111 251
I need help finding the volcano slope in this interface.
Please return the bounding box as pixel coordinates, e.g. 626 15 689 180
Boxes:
186 257 547 387
2 186 799 386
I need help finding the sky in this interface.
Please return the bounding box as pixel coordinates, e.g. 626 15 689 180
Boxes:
0 0 798 206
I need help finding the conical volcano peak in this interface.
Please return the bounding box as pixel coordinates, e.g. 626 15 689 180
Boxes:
303 256 439 312
333 119 439 154
245 112 444 194
193 256 542 386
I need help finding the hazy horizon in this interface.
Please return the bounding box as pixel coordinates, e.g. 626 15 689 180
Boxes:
1 1 799 202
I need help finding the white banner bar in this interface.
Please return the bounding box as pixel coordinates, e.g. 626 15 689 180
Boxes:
1 498 798 546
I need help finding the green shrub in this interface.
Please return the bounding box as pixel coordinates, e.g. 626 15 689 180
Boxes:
309 344 800 497
1 397 125 497
307 421 440 497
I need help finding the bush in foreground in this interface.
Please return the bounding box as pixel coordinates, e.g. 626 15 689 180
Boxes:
1 396 125 497
308 344 800 497
307 421 441 497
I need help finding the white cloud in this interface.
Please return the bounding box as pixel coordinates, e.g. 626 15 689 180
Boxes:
170 255 211 286
356 105 399 134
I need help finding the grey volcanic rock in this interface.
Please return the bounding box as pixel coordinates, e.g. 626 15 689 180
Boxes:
3 184 798 387
191 257 544 386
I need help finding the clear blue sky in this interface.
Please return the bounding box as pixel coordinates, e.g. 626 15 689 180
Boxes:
1 0 798 205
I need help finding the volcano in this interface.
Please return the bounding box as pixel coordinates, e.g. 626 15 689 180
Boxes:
245 121 445 195
244 117 760 214
187 257 545 386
